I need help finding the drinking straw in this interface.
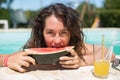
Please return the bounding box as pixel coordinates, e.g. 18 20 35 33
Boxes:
104 46 113 62
104 40 120 62
102 34 104 59
104 41 120 62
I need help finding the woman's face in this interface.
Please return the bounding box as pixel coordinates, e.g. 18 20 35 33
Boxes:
43 15 70 48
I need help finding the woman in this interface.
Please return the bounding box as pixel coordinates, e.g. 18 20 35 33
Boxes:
0 3 115 72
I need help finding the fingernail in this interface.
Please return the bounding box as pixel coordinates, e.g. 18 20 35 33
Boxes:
59 57 63 60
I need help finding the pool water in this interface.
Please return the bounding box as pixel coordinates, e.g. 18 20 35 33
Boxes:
83 29 120 55
0 29 120 55
0 30 30 54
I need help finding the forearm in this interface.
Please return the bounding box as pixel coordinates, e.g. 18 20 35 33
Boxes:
81 54 94 66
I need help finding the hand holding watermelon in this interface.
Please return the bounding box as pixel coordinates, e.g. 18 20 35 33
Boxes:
59 47 81 69
5 51 36 73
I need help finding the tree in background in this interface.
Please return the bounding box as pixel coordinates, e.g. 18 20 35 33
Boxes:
0 0 14 28
98 0 120 27
104 0 120 9
0 0 6 8
76 2 96 28
0 0 9 28
0 0 13 9
0 0 34 28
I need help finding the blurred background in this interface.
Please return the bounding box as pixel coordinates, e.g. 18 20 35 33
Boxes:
0 0 120 28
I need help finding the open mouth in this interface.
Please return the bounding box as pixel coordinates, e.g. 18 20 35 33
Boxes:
51 46 65 48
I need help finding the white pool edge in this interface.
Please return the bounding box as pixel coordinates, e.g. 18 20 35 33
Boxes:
0 28 120 32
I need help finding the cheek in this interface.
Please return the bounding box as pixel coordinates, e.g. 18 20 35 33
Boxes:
44 35 53 46
64 36 70 45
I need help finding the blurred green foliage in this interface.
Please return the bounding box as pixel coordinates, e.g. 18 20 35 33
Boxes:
76 0 120 28
76 2 96 28
97 0 120 27
24 10 37 27
0 8 37 28
0 9 10 28
98 9 120 27
104 0 120 9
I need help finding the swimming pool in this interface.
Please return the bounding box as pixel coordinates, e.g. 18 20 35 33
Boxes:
0 28 120 55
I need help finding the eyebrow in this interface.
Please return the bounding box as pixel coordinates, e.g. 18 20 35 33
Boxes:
45 28 68 31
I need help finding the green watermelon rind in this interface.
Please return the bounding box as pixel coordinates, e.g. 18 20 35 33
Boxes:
29 51 70 64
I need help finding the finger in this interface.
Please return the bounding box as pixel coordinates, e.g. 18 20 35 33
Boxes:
23 52 36 56
23 56 36 65
60 58 81 69
61 64 79 69
21 61 30 67
65 48 77 56
24 49 38 55
60 55 79 61
12 64 27 73
60 59 79 65
60 60 74 65
59 56 73 61
21 51 36 56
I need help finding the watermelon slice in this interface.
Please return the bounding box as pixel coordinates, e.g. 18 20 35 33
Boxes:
25 46 74 64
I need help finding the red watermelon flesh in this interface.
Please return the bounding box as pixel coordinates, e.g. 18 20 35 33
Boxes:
25 46 74 55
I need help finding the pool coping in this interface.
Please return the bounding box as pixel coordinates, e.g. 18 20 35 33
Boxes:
0 28 120 32
83 28 120 31
0 28 32 32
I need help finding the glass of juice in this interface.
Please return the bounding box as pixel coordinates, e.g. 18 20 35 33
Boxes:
94 59 110 78
93 44 113 78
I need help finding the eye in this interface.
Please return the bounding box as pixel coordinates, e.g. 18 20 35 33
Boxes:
47 31 53 34
60 31 68 36
47 31 55 36
61 31 67 34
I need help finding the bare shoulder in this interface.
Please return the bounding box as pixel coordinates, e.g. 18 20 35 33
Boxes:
84 43 115 61
83 43 93 55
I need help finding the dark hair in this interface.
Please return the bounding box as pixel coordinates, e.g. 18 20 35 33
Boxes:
23 3 86 60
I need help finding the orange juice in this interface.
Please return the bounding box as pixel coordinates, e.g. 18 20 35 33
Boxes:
94 59 110 77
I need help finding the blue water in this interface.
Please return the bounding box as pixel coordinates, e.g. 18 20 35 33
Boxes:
0 29 120 55
83 29 120 55
0 31 30 54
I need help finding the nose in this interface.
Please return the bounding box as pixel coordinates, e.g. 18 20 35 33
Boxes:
52 35 63 47
54 37 61 43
